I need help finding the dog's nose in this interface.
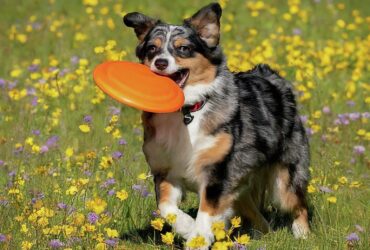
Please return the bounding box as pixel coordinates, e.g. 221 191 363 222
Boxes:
154 58 168 71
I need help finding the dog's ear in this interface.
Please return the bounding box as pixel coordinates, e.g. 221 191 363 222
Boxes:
184 3 222 48
123 12 158 41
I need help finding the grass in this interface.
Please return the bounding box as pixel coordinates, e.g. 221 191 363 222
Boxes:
0 0 369 249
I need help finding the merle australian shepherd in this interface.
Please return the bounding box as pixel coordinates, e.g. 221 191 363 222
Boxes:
123 2 310 247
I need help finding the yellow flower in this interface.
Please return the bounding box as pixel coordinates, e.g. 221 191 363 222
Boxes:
83 0 99 6
79 124 91 133
21 224 28 233
212 241 234 250
357 129 366 136
212 221 226 240
104 227 119 238
327 196 337 204
10 68 22 78
94 46 105 54
37 216 49 227
338 176 348 184
73 213 85 226
336 19 346 28
21 241 33 250
165 213 177 224
231 216 241 228
66 185 78 195
74 32 88 42
161 232 174 245
95 242 107 250
31 145 40 154
150 218 164 231
112 129 122 139
307 184 316 193
235 234 251 245
116 189 128 201
65 147 74 157
186 236 207 248
86 197 107 214
137 173 148 180
349 181 361 188
99 156 113 169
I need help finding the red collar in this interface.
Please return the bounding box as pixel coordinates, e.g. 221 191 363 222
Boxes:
181 100 206 125
189 101 205 112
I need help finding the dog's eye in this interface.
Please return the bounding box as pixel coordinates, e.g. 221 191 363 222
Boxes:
178 46 191 53
147 45 157 53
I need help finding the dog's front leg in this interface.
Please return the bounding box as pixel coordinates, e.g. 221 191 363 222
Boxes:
154 174 195 239
186 185 236 249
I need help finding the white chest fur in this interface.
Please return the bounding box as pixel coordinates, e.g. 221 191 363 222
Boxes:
143 105 215 189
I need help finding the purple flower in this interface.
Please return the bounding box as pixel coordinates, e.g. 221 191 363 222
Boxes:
31 97 38 106
348 112 360 121
13 145 24 154
346 100 355 106
152 210 160 217
0 160 4 166
27 87 36 96
346 232 359 242
49 239 64 248
70 56 79 65
305 128 313 136
112 151 123 160
0 79 5 88
105 238 118 247
84 115 92 123
362 112 370 119
322 106 331 114
45 136 59 148
319 186 333 193
132 184 151 197
8 171 16 177
32 129 40 136
57 202 67 210
88 212 99 224
8 81 17 89
28 64 39 72
108 189 115 196
355 224 364 232
353 145 365 155
101 178 116 188
109 106 120 115
0 200 9 206
40 145 49 153
118 139 127 145
300 115 308 124
292 28 302 35
0 234 6 242
132 184 142 192
84 171 92 176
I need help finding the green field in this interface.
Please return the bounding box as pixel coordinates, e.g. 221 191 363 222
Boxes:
0 0 369 249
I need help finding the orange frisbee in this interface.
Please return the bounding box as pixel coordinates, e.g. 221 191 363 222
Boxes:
93 61 184 113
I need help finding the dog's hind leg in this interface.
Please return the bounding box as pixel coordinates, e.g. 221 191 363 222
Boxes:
154 174 195 240
235 191 271 238
270 165 310 238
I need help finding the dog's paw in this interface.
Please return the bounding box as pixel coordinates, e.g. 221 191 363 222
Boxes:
173 215 195 240
292 221 310 239
185 231 213 250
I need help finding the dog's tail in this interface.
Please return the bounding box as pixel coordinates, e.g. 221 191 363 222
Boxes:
246 64 292 89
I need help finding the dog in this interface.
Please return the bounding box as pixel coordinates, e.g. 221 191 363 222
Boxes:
123 2 310 247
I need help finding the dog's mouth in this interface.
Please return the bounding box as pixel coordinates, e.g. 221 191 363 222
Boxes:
168 69 189 89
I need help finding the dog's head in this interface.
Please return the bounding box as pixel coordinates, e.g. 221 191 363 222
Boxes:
123 3 223 91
